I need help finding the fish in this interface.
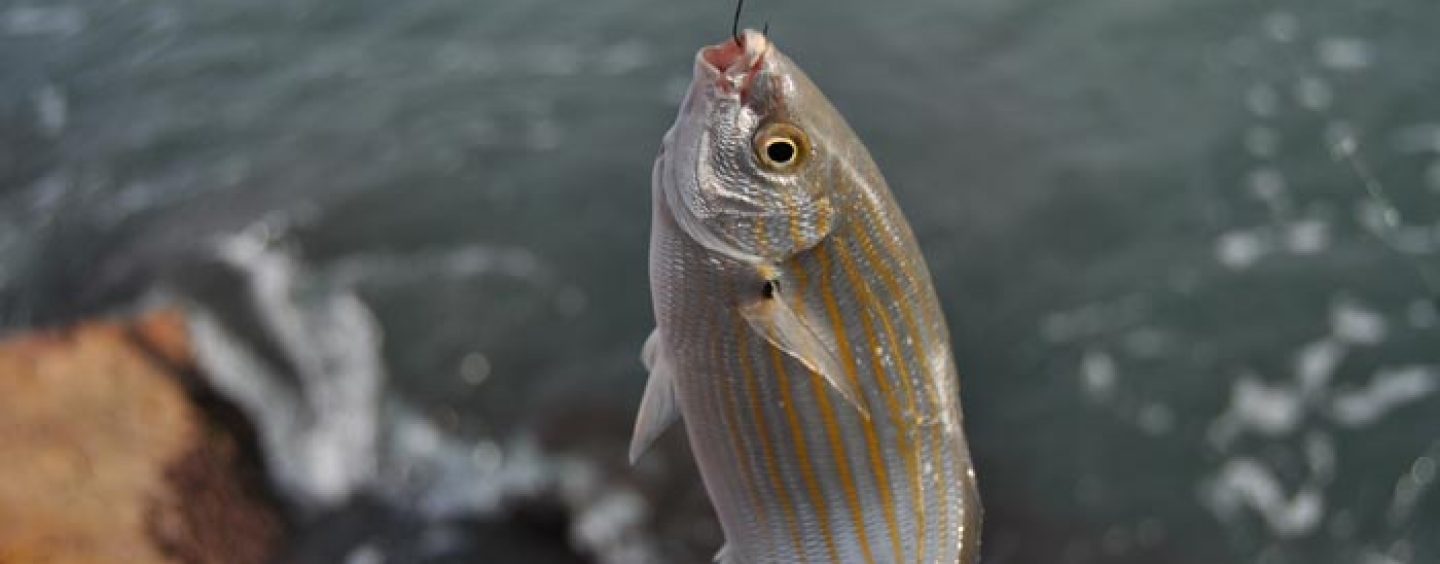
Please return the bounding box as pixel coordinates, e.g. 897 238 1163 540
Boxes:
631 29 981 563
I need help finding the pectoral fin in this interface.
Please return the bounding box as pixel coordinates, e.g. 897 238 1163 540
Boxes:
629 329 681 464
739 294 871 420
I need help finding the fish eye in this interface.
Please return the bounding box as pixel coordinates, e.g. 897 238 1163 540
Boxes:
766 140 795 164
754 122 810 172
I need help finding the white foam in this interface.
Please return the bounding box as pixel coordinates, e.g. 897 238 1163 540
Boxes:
1331 299 1388 345
1204 458 1324 536
1230 376 1304 436
573 491 649 555
1329 366 1440 427
1210 375 1303 447
188 231 384 509
1285 219 1329 255
1295 338 1345 395
1216 229 1270 270
1317 37 1373 71
1081 349 1118 400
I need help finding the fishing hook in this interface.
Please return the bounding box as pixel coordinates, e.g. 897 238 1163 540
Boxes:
732 0 769 46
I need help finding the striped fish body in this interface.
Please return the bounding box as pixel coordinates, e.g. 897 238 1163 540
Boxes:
635 30 980 564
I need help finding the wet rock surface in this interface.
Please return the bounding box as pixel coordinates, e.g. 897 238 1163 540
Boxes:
0 310 285 564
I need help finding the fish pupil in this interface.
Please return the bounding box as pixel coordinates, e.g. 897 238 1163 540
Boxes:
766 140 796 164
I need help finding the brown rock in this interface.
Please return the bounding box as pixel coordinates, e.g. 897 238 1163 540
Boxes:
0 310 285 564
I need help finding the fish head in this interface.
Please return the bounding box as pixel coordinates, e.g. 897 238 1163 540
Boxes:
657 29 848 264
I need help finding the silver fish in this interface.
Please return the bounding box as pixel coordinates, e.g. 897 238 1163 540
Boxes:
632 30 981 563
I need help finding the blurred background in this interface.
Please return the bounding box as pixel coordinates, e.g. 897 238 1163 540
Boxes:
1 0 1437 562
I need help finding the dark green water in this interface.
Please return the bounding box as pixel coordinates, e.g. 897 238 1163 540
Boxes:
2 0 1437 562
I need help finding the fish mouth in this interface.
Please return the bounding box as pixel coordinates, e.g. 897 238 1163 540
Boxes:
697 29 769 97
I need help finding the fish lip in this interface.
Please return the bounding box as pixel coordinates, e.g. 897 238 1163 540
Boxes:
695 28 770 98
659 29 776 266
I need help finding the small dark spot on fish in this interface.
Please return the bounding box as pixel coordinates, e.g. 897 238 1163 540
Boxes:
761 279 778 300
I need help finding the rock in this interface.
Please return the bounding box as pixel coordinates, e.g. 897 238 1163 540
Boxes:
0 310 285 564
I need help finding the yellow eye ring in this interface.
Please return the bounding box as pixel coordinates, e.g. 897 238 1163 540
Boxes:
753 122 810 172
